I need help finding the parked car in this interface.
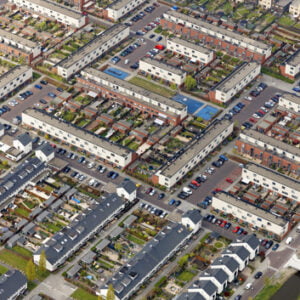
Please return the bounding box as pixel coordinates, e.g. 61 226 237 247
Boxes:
48 92 56 98
232 226 240 233
158 193 165 200
34 84 42 89
40 80 48 85
168 199 176 205
226 178 233 183
272 243 279 251
254 271 263 279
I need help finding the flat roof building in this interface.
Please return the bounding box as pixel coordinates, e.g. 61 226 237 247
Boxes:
22 108 135 169
167 37 214 64
0 65 32 100
280 49 300 79
279 93 300 112
161 10 272 62
57 25 129 78
242 163 300 202
79 68 187 125
104 0 147 21
139 57 187 85
212 192 290 239
209 62 261 103
9 0 87 28
153 120 234 189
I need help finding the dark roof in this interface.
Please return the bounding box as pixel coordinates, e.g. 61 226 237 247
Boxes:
200 268 228 284
0 157 46 208
37 142 55 157
104 222 192 300
211 256 239 273
15 132 32 146
224 245 250 261
235 234 259 250
182 210 202 224
175 292 206 300
0 269 27 299
189 279 217 296
35 194 124 267
118 180 136 194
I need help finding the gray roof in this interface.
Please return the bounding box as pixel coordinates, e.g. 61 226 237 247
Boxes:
58 25 128 69
36 210 51 222
107 0 136 10
23 109 131 158
0 230 13 242
95 238 110 251
189 279 217 296
0 270 27 299
50 199 64 211
109 226 124 239
7 233 22 247
0 66 31 91
22 222 35 234
213 62 260 93
30 207 43 218
159 119 232 177
224 245 250 261
175 292 206 300
81 251 96 264
0 157 46 208
37 142 55 157
15 132 32 146
123 215 137 227
44 195 57 207
235 234 260 250
247 163 300 192
200 268 228 284
16 218 29 229
280 92 300 105
164 10 271 52
35 194 124 267
66 264 81 277
211 256 239 273
104 222 192 300
119 180 136 194
285 48 300 67
182 209 202 225
141 57 186 76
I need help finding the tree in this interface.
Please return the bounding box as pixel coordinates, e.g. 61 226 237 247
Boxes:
98 296 104 300
184 75 197 91
26 259 36 281
106 284 115 300
39 250 47 273
170 83 177 90
114 242 123 252
177 254 189 268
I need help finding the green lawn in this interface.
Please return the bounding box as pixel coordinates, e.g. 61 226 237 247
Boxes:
98 259 114 269
0 249 28 272
177 270 195 282
14 207 29 218
71 288 97 300
254 283 281 300
127 234 146 245
12 246 32 257
62 111 76 122
0 264 8 275
278 16 296 27
129 76 176 98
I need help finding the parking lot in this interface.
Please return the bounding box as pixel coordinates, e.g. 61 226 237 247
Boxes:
2 80 61 123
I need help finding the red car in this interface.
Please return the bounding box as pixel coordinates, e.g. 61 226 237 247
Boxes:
258 110 266 115
215 188 222 192
145 187 153 194
249 117 257 123
191 180 201 187
232 226 240 233
220 220 227 227
226 178 233 183
155 44 165 50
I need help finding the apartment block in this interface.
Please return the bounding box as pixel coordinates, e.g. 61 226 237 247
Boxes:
99 215 201 300
103 0 147 21
280 49 300 79
212 192 290 239
79 68 187 125
161 10 272 63
152 120 234 189
258 0 273 9
242 163 300 202
22 108 135 169
9 0 87 28
0 29 41 63
235 129 300 173
56 25 129 78
166 37 214 64
279 93 300 112
208 62 261 103
289 0 300 17
139 57 186 85
34 194 125 271
0 65 32 100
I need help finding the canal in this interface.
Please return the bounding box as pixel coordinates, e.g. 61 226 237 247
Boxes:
272 272 300 300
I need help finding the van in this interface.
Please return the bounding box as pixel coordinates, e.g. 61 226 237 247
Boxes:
286 237 293 245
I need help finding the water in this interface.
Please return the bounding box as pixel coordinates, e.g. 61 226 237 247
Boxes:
104 67 129 79
271 272 300 300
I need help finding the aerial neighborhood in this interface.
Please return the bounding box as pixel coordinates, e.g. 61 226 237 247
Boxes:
0 0 299 299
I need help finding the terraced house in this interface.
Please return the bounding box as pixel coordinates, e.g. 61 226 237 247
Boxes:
161 10 272 63
78 68 187 125
56 24 130 78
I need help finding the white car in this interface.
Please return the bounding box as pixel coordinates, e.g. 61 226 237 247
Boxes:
183 187 192 195
149 189 156 196
252 113 260 119
260 106 268 113
245 96 253 101
245 282 253 290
